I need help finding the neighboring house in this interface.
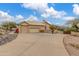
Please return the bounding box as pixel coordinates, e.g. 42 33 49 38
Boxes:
19 20 51 33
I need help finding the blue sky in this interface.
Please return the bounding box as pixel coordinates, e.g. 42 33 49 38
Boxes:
0 3 79 26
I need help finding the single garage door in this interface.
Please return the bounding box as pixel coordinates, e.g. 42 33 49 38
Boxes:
20 26 28 33
29 29 39 32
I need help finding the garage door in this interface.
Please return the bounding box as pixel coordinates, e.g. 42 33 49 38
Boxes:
29 29 39 32
20 26 28 33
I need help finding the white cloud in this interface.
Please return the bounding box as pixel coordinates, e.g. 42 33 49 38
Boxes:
0 11 14 22
26 15 39 21
62 16 75 21
22 3 48 12
41 13 49 18
22 3 67 19
73 4 79 15
41 7 66 19
0 11 25 23
16 15 24 19
22 3 75 23
15 15 25 23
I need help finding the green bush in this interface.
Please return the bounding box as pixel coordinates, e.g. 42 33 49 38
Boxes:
39 30 45 33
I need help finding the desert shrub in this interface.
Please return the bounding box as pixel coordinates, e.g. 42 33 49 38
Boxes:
0 32 3 35
63 29 71 34
75 44 79 49
70 43 79 49
70 43 75 47
51 30 54 33
39 30 45 33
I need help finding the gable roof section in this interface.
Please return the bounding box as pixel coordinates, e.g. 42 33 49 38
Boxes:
20 20 51 26
20 21 29 25
26 21 45 26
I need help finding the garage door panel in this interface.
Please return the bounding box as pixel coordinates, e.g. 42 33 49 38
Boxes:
29 29 39 32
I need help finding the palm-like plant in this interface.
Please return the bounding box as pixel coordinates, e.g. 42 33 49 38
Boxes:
43 20 56 33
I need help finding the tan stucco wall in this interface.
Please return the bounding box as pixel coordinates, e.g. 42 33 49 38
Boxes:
19 22 51 33
19 25 46 33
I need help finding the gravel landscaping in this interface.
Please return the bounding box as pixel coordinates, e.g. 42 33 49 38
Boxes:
63 34 79 56
0 32 18 46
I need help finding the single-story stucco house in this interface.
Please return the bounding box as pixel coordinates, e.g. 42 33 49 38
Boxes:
19 20 51 33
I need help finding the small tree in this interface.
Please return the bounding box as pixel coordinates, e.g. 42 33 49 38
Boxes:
1 21 17 32
49 25 56 33
66 18 79 32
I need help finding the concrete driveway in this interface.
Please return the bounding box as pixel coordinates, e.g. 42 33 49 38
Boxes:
0 33 68 56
